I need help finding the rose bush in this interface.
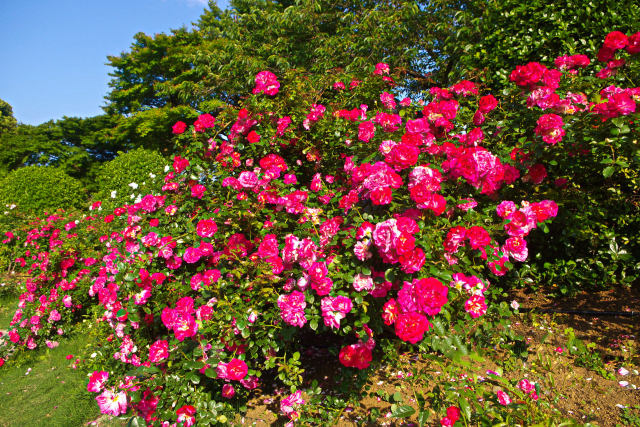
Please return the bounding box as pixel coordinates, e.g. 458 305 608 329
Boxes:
485 30 640 292
0 30 638 426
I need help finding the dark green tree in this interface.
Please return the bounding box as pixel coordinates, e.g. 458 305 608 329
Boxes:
436 0 640 88
0 115 128 189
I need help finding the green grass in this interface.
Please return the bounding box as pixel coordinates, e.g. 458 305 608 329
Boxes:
0 333 102 427
0 292 18 329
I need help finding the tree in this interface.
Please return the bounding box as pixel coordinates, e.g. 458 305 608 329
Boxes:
0 98 17 138
103 0 470 151
0 115 129 190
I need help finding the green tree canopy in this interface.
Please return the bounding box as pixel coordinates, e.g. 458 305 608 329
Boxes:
104 0 468 146
0 114 128 189
0 98 17 138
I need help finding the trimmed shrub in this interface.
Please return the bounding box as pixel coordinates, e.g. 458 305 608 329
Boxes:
0 166 85 214
93 148 167 209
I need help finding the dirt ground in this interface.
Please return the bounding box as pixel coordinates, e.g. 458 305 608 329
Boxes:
238 285 640 426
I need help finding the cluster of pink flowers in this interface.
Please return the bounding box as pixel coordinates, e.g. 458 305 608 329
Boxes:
598 30 640 63
217 358 248 381
554 54 590 72
277 290 307 327
450 80 478 96
280 390 305 423
339 325 375 369
379 276 451 343
172 120 187 134
534 113 565 145
338 340 373 369
303 103 326 129
422 99 459 135
176 405 196 427
444 146 517 195
592 86 638 119
497 390 511 406
353 222 374 261
510 61 558 89
321 295 352 329
161 297 198 341
148 339 169 363
374 111 402 132
380 91 397 109
193 113 216 132
372 216 425 274
351 161 403 205
440 406 461 426
96 388 128 416
358 120 376 142
253 70 280 96
307 261 333 295
450 273 488 318
443 225 491 255
2 51 594 423
518 378 539 400
88 371 135 417
494 200 558 271
374 62 390 75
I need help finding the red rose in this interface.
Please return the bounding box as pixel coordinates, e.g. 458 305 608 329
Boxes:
603 31 628 50
395 312 431 344
172 121 187 134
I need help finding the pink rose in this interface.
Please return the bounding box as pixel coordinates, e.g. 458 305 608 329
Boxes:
358 121 376 142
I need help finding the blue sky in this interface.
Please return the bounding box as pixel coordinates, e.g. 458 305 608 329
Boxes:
1 0 228 126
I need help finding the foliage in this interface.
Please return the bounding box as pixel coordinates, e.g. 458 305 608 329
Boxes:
483 29 640 292
93 148 168 210
564 328 613 379
439 0 640 89
0 98 17 139
103 0 472 153
0 115 126 190
0 166 86 214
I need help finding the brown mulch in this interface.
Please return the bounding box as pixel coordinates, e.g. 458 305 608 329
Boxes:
509 285 639 358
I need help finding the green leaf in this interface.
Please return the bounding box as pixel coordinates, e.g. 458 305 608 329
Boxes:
459 397 472 421
392 405 416 418
184 360 205 370
384 269 395 282
126 416 147 427
418 410 430 427
187 372 200 384
602 166 615 178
